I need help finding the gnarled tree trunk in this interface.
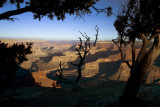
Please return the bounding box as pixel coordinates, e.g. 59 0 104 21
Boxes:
121 35 160 100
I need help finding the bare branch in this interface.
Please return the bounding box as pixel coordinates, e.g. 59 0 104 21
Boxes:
148 31 160 42
71 62 78 67
78 37 82 49
54 61 64 86
54 72 59 77
90 4 112 16
125 61 132 69
131 39 136 68
79 32 85 38
77 49 83 59
112 39 132 69
84 32 89 38
57 69 61 74
149 34 158 42
140 33 148 43
74 11 85 21
59 61 63 73
72 26 99 85
94 25 99 46
79 32 90 42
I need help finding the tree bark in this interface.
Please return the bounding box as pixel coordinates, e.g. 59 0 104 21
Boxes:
121 62 149 100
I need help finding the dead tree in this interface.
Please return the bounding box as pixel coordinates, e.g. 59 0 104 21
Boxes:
54 61 64 88
71 25 99 86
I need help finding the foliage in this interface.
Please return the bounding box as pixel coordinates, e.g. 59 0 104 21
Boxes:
0 41 32 91
114 0 160 42
0 0 112 21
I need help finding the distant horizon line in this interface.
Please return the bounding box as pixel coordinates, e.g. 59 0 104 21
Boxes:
0 37 113 41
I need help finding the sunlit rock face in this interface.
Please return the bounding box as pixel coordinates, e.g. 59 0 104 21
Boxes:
32 71 56 87
82 61 99 77
110 63 130 81
110 63 160 84
2 39 160 85
145 66 160 84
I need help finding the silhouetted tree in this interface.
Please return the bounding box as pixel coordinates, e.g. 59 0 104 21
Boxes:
71 25 99 87
54 61 64 88
0 0 112 21
0 41 32 91
113 0 160 102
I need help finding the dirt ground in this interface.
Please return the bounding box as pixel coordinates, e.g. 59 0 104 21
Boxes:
0 79 160 107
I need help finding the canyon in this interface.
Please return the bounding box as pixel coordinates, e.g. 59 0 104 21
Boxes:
1 39 160 87
1 39 160 107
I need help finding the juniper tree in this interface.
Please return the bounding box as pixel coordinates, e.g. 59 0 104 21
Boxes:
113 0 160 101
0 41 32 91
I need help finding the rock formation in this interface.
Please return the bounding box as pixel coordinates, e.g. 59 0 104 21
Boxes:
110 63 130 81
2 39 160 85
32 71 56 87
110 63 160 84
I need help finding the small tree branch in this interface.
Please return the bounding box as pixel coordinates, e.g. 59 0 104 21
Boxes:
148 31 160 42
94 25 99 46
149 34 158 42
0 6 31 20
71 62 78 66
54 61 64 85
72 26 99 85
74 11 85 21
112 39 132 69
131 39 136 68
140 33 148 43
90 4 112 16
77 49 82 59
59 61 63 74
54 72 59 77
78 37 82 47
125 61 132 69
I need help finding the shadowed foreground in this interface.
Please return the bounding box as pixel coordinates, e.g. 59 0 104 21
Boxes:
0 78 160 107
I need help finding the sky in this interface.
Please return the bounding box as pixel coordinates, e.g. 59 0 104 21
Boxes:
0 0 125 40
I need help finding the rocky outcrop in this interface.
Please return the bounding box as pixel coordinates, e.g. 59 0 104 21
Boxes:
32 71 56 87
145 65 160 84
3 39 160 85
110 63 160 84
107 53 121 61
110 63 130 81
82 61 99 77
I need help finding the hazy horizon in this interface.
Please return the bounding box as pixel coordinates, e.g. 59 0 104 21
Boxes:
0 37 113 41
